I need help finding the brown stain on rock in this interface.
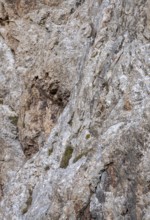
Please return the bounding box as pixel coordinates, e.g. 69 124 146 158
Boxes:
18 73 70 158
5 0 36 16
124 99 132 111
106 163 118 189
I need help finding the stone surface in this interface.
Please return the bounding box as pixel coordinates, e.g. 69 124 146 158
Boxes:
0 0 150 219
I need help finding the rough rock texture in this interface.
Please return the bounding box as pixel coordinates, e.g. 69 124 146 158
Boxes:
0 0 150 219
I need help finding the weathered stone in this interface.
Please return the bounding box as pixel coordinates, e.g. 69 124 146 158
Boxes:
0 0 150 219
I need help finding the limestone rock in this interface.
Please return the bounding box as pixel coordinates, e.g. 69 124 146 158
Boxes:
0 0 150 219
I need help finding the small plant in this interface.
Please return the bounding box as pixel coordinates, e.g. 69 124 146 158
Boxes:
22 205 28 215
9 116 18 126
48 148 53 156
21 189 33 215
85 134 91 140
60 146 73 168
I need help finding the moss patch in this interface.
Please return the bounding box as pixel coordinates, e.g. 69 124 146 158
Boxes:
0 99 3 104
9 116 18 126
73 149 92 163
85 134 91 140
60 146 73 168
73 152 88 163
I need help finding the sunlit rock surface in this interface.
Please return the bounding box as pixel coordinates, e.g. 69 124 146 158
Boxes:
0 0 150 219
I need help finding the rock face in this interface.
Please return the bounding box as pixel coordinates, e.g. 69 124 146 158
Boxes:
0 0 150 219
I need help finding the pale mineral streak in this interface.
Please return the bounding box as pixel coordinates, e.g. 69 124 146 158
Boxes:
0 0 150 219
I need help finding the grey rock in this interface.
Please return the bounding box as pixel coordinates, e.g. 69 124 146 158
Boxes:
0 0 150 219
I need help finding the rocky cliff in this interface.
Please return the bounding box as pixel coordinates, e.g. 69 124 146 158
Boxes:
0 0 150 219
